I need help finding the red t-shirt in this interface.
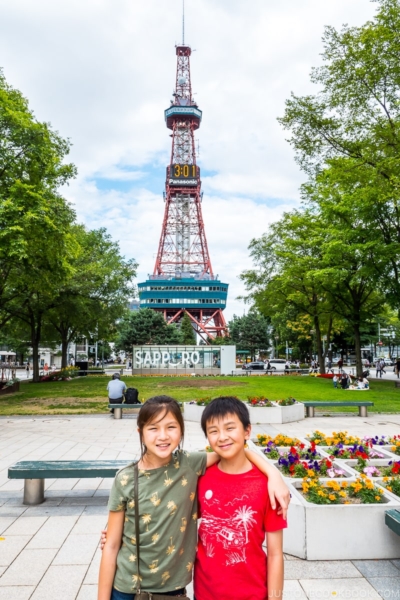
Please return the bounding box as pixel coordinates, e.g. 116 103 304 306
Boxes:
194 463 287 600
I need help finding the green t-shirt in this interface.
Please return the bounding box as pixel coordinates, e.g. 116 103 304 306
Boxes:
108 449 207 594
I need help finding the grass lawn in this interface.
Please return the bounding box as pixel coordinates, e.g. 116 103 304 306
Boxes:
0 375 399 415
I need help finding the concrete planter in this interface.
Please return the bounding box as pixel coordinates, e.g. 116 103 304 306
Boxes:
184 401 305 424
183 403 206 422
287 479 400 560
248 440 400 560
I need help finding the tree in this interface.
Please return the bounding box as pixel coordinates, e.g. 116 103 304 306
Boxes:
240 211 337 371
228 312 270 360
180 312 196 345
278 0 400 308
46 226 137 368
115 309 183 352
0 69 77 381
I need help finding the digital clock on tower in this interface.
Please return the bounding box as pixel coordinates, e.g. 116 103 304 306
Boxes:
171 164 199 179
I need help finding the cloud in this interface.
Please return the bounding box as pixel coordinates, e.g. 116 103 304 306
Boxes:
0 0 377 320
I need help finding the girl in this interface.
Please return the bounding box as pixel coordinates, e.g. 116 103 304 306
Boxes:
98 395 290 600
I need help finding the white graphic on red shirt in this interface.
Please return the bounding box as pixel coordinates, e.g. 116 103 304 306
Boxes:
200 490 257 566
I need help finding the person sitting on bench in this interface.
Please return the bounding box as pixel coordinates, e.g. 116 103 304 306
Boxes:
107 373 127 414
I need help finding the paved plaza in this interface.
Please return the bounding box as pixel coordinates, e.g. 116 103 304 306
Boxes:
0 413 400 599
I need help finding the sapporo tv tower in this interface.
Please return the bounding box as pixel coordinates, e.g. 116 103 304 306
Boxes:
138 10 228 342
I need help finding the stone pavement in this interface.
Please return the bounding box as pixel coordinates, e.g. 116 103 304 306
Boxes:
0 414 400 599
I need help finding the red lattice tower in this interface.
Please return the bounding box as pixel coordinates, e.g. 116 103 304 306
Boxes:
138 43 228 342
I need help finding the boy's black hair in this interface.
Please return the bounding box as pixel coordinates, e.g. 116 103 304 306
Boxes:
200 396 250 435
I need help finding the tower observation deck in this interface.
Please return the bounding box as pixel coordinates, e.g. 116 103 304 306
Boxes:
138 44 228 342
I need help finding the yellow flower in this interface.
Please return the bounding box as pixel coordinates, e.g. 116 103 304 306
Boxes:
307 470 315 477
387 486 392 492
375 496 381 501
328 494 336 501
339 491 347 497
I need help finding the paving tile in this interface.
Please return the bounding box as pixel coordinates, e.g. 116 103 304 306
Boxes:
0 547 57 585
284 560 361 580
367 577 400 599
0 535 31 566
0 480 24 491
60 496 107 506
53 534 99 565
71 515 107 535
0 587 35 600
82 505 108 516
353 560 400 578
46 478 79 491
27 516 78 549
23 504 84 517
3 516 47 536
390 559 400 571
0 517 17 535
30 564 87 600
299 578 382 600
0 567 5 577
283 580 307 600
83 549 101 584
76 585 97 600
0 505 26 518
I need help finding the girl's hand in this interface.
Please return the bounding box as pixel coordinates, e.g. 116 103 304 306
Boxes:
267 469 291 520
99 529 107 550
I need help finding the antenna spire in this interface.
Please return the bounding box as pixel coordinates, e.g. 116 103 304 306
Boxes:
182 0 185 45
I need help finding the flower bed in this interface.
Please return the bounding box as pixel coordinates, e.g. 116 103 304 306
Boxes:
345 458 400 478
256 433 303 447
249 439 400 560
246 396 274 407
300 475 386 505
277 453 350 479
389 436 400 456
307 430 361 446
40 366 79 382
324 443 393 460
380 476 400 498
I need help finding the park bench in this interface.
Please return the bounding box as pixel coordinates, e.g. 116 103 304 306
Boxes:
385 509 400 537
303 401 374 418
8 460 131 505
108 403 142 419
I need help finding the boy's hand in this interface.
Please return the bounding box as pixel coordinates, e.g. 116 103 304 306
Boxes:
99 529 107 550
267 471 290 520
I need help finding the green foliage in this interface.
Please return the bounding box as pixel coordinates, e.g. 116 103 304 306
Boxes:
180 312 196 344
116 308 183 351
47 225 137 367
278 0 400 308
228 311 270 359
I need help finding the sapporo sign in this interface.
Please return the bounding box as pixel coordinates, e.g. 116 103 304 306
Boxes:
134 349 201 367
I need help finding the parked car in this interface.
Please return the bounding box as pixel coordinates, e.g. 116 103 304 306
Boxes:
242 361 266 371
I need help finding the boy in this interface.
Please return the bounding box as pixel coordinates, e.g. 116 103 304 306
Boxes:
194 397 286 600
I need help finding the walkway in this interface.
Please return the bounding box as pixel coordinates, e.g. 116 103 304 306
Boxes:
0 415 399 599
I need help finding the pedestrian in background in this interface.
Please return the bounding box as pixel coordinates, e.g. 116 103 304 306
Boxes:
396 357 400 379
376 360 382 378
333 374 338 388
107 373 127 414
380 358 386 376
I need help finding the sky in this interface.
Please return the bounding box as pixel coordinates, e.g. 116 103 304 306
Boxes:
0 0 377 320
